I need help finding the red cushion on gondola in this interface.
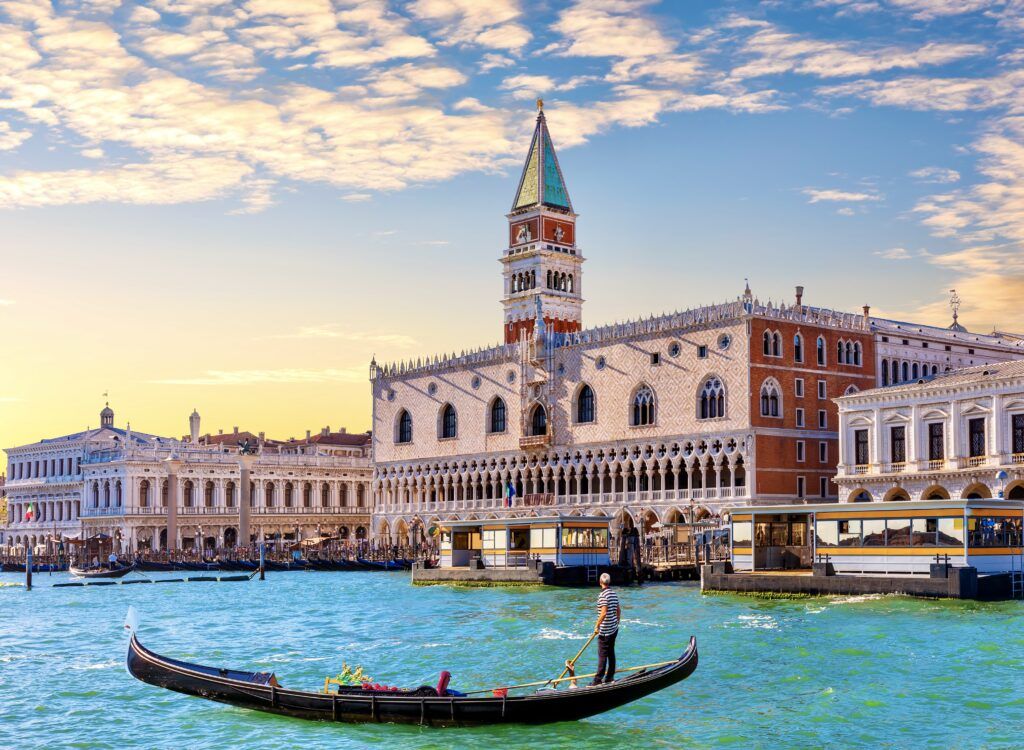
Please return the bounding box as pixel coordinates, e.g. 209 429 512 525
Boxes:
436 670 451 696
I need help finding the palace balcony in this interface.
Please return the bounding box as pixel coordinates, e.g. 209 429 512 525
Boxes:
377 486 751 517
519 434 551 450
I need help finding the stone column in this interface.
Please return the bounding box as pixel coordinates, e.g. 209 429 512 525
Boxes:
164 457 182 552
991 394 1004 462
238 455 254 548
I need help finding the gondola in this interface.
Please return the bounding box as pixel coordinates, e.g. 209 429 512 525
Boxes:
125 623 698 727
70 563 135 579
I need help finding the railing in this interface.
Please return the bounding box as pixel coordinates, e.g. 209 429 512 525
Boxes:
379 488 752 516
1011 453 1024 465
252 506 367 515
966 455 987 467
882 462 906 473
927 459 945 471
519 435 551 450
852 465 869 475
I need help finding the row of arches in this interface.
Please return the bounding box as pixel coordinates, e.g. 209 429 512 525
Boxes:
847 481 1024 502
763 330 844 367
881 358 941 386
394 377 734 445
511 270 536 293
80 478 369 511
836 338 863 366
376 437 751 509
546 270 574 292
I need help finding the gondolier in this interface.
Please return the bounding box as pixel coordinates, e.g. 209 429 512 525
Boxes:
591 573 621 686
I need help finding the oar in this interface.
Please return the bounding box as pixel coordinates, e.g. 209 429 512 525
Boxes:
463 658 678 696
545 631 597 689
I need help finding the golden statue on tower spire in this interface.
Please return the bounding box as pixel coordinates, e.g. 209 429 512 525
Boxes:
537 98 544 112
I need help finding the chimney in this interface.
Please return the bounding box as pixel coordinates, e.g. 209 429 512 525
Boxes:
258 431 265 442
795 285 804 309
233 426 239 435
340 427 347 434
306 430 311 440
862 305 871 326
321 427 329 436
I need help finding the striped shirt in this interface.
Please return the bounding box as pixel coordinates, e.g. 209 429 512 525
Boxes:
597 588 620 635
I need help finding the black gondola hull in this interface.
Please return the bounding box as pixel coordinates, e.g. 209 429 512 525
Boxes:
126 633 697 727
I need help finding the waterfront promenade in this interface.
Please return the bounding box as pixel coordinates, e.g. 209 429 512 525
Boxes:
1 571 1021 748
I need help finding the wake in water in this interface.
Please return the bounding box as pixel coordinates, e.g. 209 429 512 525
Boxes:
537 628 588 640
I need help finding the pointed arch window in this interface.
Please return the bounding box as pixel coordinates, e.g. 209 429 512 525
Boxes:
794 334 803 363
881 358 889 386
817 336 826 365
530 404 547 436
440 404 457 439
577 384 596 423
632 385 655 426
853 342 862 366
699 377 726 420
762 330 771 355
396 409 413 444
489 397 507 433
760 378 782 418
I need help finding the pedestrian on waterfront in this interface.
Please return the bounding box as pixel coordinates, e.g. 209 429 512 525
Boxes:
591 572 621 686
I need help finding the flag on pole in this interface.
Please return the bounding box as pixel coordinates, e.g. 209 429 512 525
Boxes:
505 482 516 508
24 503 34 522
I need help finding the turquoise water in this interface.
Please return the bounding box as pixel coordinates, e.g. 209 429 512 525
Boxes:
1 571 1022 749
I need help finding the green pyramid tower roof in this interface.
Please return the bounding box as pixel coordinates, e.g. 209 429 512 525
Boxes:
512 105 573 213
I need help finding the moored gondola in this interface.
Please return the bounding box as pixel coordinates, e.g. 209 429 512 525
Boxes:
125 623 697 727
70 563 136 579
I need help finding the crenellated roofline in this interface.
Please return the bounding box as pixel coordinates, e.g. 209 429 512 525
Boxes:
372 296 870 381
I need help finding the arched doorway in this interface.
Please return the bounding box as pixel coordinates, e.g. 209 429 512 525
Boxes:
224 528 238 548
962 483 992 500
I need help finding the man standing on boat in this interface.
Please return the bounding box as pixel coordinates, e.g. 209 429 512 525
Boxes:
592 573 620 685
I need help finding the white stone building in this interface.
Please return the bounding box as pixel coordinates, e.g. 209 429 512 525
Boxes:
3 405 373 553
835 360 1024 503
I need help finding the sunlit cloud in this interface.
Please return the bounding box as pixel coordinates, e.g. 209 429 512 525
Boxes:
875 247 912 259
803 188 883 203
910 166 960 183
267 326 418 347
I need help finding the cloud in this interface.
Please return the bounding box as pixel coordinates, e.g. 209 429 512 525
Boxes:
408 0 531 51
875 247 912 259
552 0 676 59
363 62 467 99
153 367 366 385
0 156 254 208
818 70 1024 111
0 122 31 151
821 0 1008 19
803 188 883 203
342 193 372 202
0 299 14 305
730 26 984 80
910 166 960 183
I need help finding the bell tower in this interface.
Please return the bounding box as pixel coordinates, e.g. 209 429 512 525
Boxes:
502 100 584 344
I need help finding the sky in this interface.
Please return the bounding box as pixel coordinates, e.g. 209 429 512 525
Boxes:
1 0 1023 467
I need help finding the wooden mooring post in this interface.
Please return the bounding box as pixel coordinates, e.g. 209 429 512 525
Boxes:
26 549 32 591
259 543 265 581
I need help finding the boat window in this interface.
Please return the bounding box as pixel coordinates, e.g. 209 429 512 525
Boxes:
481 530 502 549
967 517 1023 548
530 527 556 548
509 530 530 551
561 527 609 549
732 521 752 545
886 519 912 546
838 519 861 546
938 518 964 546
862 519 886 546
440 530 452 546
815 520 839 547
790 523 807 546
911 518 938 547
